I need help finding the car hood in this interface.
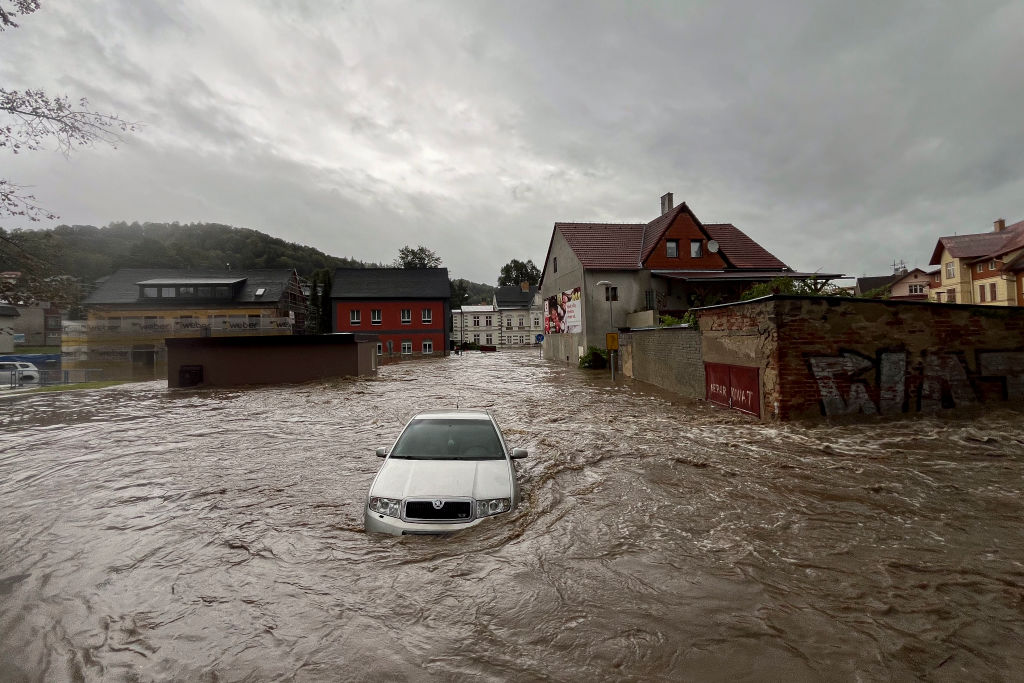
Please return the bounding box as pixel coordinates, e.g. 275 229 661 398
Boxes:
370 458 512 500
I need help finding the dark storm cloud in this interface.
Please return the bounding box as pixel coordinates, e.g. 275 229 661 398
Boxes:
2 0 1023 282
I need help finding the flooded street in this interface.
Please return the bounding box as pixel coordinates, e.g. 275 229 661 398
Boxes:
2 350 1023 682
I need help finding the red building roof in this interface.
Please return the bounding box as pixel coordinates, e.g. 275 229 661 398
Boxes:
929 219 1024 265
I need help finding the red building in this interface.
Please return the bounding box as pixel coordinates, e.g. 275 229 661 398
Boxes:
330 268 450 360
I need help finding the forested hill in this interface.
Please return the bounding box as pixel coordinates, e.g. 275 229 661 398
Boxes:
6 221 375 284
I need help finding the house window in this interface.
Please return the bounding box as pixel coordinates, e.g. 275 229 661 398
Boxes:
422 340 433 354
979 284 987 302
376 343 383 356
935 292 943 302
553 257 558 273
645 289 655 310
506 319 512 329
945 262 955 279
485 316 492 326
533 317 540 327
473 315 480 326
421 308 432 324
990 260 997 270
605 286 618 302
990 282 997 301
977 264 984 273
143 287 158 298
908 284 925 295
401 341 412 354
473 334 480 344
350 310 361 325
371 309 382 325
485 334 492 344
401 309 411 324
518 316 524 328
666 240 678 258
690 240 703 258
947 288 956 303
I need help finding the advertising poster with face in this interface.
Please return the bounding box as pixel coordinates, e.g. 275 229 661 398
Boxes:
544 287 582 334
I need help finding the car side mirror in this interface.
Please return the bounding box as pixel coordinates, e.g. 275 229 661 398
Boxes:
511 448 528 459
375 447 388 458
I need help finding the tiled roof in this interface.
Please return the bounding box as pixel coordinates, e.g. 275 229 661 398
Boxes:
855 275 899 294
930 220 1024 264
640 203 693 262
555 223 647 270
494 285 538 308
330 267 450 299
84 268 297 305
704 224 789 270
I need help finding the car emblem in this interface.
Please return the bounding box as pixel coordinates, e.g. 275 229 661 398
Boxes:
432 499 444 510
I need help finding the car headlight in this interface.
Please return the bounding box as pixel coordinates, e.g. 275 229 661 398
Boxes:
474 498 511 518
368 496 402 518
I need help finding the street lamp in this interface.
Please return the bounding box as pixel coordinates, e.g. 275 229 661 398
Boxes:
595 280 616 381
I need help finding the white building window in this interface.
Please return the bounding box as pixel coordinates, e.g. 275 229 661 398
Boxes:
371 309 382 325
518 316 524 328
473 315 480 327
485 334 492 344
485 316 492 326
989 260 997 270
350 310 361 325
945 262 955 279
473 334 480 344
690 240 703 258
421 308 432 324
376 343 382 355
401 309 411 324
401 341 412 354
422 340 433 354
908 284 925 295
666 240 678 258
533 317 540 327
505 319 512 329
977 264 984 273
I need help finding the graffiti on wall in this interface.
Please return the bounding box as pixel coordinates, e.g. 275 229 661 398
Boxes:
808 349 1024 416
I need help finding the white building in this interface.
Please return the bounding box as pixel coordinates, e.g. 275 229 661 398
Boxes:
452 284 543 348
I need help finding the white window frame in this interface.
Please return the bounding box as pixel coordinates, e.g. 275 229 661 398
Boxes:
485 316 492 326
376 343 383 355
401 309 412 324
485 334 492 344
908 283 925 295
472 315 480 327
371 309 382 325
350 309 361 325
690 240 703 258
422 340 433 354
473 333 480 344
945 262 955 279
421 308 432 324
401 341 412 355
989 260 997 270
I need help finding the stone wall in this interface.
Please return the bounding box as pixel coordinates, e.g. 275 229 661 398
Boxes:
698 296 1024 420
620 326 705 397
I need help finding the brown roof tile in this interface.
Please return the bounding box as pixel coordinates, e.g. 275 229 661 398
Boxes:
555 222 647 270
704 224 789 270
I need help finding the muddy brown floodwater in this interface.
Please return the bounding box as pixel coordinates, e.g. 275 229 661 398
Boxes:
2 350 1023 682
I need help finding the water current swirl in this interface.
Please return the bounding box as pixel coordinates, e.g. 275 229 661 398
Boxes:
1 350 1023 681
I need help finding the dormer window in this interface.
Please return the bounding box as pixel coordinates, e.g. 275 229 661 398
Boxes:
690 240 703 258
666 240 678 258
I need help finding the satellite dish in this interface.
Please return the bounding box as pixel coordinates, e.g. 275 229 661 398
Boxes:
707 240 720 253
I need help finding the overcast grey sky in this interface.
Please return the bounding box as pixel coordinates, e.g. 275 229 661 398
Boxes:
3 0 1023 284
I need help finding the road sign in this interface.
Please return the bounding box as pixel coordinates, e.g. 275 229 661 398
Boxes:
535 334 545 343
605 333 619 351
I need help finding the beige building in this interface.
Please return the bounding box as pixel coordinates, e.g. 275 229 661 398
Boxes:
929 219 1024 306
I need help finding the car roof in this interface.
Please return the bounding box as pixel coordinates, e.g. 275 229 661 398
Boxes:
411 409 493 421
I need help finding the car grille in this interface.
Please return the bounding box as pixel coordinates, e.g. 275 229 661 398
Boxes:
404 499 472 522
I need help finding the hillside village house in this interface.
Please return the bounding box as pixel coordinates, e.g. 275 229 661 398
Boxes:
65 268 307 374
331 268 450 359
452 284 543 348
929 218 1024 305
540 193 839 364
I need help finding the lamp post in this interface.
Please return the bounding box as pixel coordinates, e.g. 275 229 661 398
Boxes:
595 280 616 381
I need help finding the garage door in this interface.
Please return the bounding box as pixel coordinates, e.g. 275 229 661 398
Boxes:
705 363 760 417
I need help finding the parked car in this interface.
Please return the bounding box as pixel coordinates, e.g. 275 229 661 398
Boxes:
365 409 528 535
0 361 40 386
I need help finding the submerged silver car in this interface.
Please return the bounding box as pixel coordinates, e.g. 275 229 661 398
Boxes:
364 410 528 535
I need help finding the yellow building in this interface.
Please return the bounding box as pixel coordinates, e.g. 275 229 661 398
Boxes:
64 269 307 379
928 219 1024 306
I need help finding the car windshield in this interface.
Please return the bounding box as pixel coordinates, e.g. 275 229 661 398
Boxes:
390 418 504 460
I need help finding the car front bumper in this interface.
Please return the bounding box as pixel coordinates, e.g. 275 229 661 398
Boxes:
363 509 488 536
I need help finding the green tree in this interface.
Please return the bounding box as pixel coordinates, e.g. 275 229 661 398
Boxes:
498 258 540 287
395 245 442 269
450 278 470 308
740 276 848 300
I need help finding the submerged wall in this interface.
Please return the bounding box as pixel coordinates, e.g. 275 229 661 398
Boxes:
619 327 704 398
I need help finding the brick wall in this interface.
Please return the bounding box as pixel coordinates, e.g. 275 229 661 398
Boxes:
698 296 1024 420
620 327 705 397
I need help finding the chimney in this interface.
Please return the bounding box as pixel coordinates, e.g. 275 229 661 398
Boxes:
520 281 529 292
660 192 674 215
994 218 1006 232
